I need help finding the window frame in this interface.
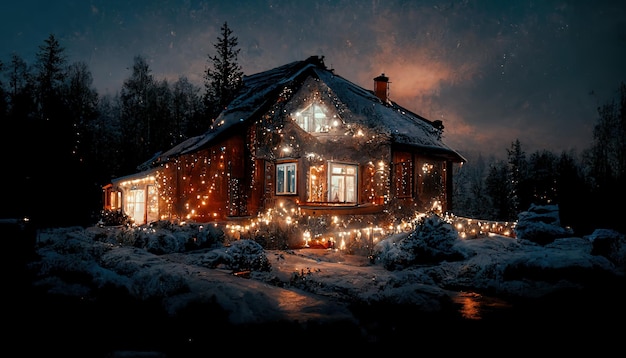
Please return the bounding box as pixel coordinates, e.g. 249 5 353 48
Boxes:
276 161 298 195
327 161 358 203
293 102 332 133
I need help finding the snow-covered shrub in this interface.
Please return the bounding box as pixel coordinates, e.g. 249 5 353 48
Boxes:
186 222 225 250
514 204 573 245
141 229 185 254
374 237 413 271
201 239 271 272
376 213 464 270
143 221 224 253
129 266 190 300
587 228 626 268
97 209 132 227
94 221 225 254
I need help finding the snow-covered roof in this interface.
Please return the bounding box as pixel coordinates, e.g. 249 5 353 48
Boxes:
110 167 158 186
160 56 465 163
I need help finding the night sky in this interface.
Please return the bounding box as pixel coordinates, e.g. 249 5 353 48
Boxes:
2 0 625 157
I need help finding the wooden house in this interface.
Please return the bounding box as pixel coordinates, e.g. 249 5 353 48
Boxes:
103 56 465 226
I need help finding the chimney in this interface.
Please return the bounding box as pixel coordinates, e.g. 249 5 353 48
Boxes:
373 73 389 102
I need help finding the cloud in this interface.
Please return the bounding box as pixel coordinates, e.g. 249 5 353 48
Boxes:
2 0 624 157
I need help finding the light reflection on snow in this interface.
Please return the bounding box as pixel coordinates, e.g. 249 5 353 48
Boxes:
453 291 513 320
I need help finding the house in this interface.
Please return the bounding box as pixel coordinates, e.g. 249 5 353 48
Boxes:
103 56 465 228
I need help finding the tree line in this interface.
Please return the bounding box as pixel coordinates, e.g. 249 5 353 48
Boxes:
452 84 626 235
1 25 624 235
0 23 242 227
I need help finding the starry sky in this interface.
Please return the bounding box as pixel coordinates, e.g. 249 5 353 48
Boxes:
2 0 625 158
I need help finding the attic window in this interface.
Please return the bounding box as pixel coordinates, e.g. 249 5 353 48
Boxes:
293 102 333 133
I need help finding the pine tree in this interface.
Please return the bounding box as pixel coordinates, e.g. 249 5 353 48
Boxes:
7 54 36 121
485 160 512 221
458 153 493 218
587 82 626 187
94 94 123 178
526 149 558 205
63 61 99 166
557 150 591 234
583 82 626 233
506 139 528 214
203 21 244 124
120 55 156 173
149 79 175 153
0 60 7 119
35 34 67 122
172 76 203 138
34 34 76 225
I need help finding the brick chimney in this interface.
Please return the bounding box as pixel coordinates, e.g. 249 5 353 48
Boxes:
373 73 389 102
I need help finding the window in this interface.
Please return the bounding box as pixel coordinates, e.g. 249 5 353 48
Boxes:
126 187 146 225
393 152 413 198
147 184 159 223
276 162 297 194
293 102 332 133
419 160 445 210
328 162 357 203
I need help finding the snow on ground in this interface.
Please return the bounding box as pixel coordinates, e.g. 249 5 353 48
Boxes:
7 205 626 356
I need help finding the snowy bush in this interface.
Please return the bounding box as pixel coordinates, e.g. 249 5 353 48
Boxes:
97 209 132 227
376 213 465 270
129 266 190 300
587 228 626 267
374 238 413 271
200 239 271 272
514 204 573 245
91 221 225 254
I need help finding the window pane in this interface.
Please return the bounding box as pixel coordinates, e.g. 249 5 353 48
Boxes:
309 165 325 202
277 163 297 194
293 102 329 133
330 175 344 202
346 176 355 202
277 166 285 193
287 164 296 193
327 162 357 203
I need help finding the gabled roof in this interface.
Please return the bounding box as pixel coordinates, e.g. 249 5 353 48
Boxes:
157 55 465 163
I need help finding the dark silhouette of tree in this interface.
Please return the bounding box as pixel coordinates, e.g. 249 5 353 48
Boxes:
526 150 558 205
583 82 626 233
34 34 67 128
452 152 493 218
94 94 123 179
485 160 512 221
62 61 103 222
33 34 76 226
506 139 529 214
119 55 156 174
0 60 7 120
203 21 244 124
2 54 36 218
149 79 175 153
63 61 99 166
0 59 10 218
7 54 36 122
587 82 626 185
557 150 591 235
172 76 203 138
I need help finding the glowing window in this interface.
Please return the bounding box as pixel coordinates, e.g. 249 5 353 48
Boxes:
276 162 297 195
293 102 331 133
126 188 146 225
328 162 357 203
